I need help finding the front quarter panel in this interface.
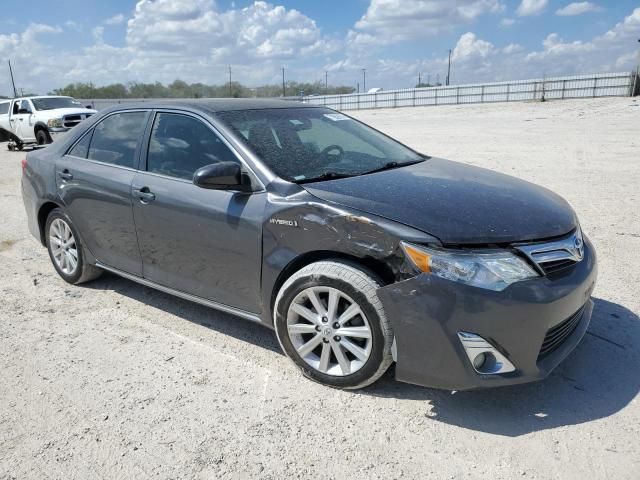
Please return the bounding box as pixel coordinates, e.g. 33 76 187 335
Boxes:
260 187 437 324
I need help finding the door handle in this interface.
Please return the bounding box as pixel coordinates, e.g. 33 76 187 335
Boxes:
132 187 156 203
10 119 15 122
18 118 23 121
58 170 73 181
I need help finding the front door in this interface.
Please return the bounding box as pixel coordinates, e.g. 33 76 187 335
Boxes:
56 110 150 275
131 111 265 313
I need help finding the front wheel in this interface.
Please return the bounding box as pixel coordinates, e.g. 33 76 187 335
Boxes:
45 208 102 284
274 261 393 389
36 129 50 145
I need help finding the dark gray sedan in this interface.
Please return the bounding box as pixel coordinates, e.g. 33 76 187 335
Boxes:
21 99 597 390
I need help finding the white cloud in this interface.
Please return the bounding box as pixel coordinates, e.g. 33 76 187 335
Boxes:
500 17 516 27
516 0 548 17
452 32 494 61
105 13 126 26
349 0 504 45
503 43 523 54
556 2 603 16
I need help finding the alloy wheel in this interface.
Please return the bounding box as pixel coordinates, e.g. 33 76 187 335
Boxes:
49 218 79 275
286 286 373 376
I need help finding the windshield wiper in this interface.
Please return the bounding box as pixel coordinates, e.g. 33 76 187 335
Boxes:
295 172 356 184
361 159 425 176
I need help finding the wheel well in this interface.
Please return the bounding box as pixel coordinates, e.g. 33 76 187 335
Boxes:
37 202 60 245
269 251 396 314
34 124 51 140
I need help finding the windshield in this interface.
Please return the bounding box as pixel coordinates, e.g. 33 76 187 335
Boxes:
31 97 83 111
216 108 424 182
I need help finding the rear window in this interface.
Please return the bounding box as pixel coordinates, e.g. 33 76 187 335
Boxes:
0 102 9 115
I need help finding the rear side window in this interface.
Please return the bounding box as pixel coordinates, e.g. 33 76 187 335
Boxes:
87 112 147 168
68 130 93 158
146 112 239 180
0 102 8 115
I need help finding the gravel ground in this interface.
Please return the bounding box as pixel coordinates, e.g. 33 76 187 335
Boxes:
1 97 638 479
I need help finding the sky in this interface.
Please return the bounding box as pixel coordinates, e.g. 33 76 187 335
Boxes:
1 0 639 95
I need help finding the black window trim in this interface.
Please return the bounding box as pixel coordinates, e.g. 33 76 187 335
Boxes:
138 109 265 191
64 109 152 172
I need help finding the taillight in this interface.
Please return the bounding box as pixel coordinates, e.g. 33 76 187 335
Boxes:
21 158 27 173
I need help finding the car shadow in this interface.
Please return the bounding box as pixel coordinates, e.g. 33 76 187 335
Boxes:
86 276 638 436
362 297 639 436
86 272 283 354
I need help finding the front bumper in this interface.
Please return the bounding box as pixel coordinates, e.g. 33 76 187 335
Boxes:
377 238 597 390
48 127 71 141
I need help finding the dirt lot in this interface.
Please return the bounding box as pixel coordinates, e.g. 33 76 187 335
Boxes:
1 97 638 479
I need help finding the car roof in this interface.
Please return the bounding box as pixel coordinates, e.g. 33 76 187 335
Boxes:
105 98 321 114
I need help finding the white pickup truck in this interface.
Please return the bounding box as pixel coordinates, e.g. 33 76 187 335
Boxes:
0 96 96 150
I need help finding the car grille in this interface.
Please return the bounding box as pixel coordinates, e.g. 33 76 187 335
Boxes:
539 258 577 275
63 113 93 128
515 228 584 277
538 305 585 358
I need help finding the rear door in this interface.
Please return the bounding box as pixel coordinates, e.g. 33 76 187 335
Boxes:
131 110 265 313
56 110 150 275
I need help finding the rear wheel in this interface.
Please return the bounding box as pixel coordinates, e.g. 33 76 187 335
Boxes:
45 208 102 284
274 261 393 389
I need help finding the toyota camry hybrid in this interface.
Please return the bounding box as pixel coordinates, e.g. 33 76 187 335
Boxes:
21 99 597 390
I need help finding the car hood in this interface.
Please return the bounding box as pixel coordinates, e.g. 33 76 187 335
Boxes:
302 158 577 245
39 108 97 116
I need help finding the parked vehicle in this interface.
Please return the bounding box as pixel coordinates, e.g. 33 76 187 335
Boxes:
0 96 96 150
21 100 597 390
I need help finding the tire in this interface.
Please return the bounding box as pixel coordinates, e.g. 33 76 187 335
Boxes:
274 260 393 389
36 129 50 145
45 208 102 285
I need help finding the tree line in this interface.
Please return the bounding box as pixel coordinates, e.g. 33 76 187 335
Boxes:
50 80 356 99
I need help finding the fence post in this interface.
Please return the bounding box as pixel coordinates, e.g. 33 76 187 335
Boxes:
562 79 566 99
412 89 416 107
456 87 460 104
435 88 438 106
339 95 343 111
480 85 485 103
506 84 510 102
375 92 378 108
393 91 397 108
592 77 597 97
631 69 638 97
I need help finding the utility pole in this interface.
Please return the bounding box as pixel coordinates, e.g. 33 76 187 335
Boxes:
228 65 232 97
8 60 17 97
357 81 360 94
446 49 452 86
282 67 286 97
325 71 328 93
362 68 366 92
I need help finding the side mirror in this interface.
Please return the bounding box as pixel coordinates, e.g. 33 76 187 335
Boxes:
85 105 93 109
193 162 252 192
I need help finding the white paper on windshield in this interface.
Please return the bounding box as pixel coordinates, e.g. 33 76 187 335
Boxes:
323 113 350 122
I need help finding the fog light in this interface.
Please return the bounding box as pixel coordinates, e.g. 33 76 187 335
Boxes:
457 332 516 375
473 352 487 370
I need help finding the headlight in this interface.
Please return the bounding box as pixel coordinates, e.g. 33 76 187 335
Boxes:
400 242 538 291
47 118 63 128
